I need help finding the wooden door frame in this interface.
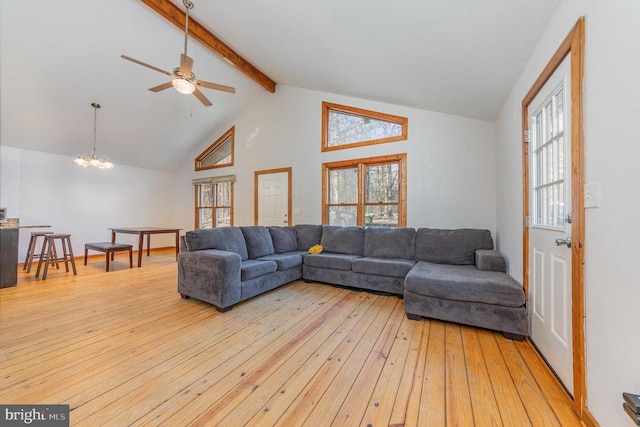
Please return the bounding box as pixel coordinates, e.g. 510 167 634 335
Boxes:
254 167 293 226
521 17 593 424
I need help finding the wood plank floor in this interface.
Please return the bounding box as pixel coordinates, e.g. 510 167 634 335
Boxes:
0 249 582 426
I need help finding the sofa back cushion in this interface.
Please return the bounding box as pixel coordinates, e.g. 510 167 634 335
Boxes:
240 226 275 259
414 228 494 265
295 224 323 251
321 225 364 255
363 227 416 259
268 226 298 253
184 227 249 260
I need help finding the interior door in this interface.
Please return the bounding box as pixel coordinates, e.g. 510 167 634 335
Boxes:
528 56 573 394
257 170 290 226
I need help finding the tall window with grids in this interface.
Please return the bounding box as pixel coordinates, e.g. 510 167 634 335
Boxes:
193 177 234 229
531 83 565 228
323 154 406 227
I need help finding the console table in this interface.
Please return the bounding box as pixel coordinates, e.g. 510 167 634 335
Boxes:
109 227 181 267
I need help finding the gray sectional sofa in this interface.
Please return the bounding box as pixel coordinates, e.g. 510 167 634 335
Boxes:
178 224 527 340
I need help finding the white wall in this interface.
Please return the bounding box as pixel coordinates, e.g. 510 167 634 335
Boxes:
495 1 640 425
0 146 177 260
174 84 497 234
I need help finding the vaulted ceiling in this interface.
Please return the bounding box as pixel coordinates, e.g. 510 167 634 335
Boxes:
0 0 560 171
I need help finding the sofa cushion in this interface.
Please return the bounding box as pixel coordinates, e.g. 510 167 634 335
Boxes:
414 228 494 265
321 226 364 255
268 226 298 253
295 224 323 251
240 260 277 281
256 253 303 271
184 227 248 260
240 226 275 259
475 249 507 273
352 257 416 278
405 261 525 307
363 227 416 259
304 253 359 271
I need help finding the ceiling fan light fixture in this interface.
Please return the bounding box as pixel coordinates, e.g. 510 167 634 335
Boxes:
172 78 195 94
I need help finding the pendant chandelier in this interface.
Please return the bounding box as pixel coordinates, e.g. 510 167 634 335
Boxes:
73 102 114 169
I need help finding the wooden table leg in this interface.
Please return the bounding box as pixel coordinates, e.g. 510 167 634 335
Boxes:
137 233 144 267
175 231 179 261
111 230 116 261
146 234 151 257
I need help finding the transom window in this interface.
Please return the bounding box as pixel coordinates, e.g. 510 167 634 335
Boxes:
322 102 408 152
193 176 234 229
195 126 234 171
532 83 565 228
323 154 406 227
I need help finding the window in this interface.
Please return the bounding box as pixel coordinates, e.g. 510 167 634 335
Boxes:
322 102 408 152
195 126 234 171
532 83 565 228
323 154 406 227
193 175 235 229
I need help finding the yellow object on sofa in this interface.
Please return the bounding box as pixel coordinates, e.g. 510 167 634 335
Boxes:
308 244 323 254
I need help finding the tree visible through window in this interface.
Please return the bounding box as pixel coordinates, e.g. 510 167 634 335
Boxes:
322 102 408 152
323 154 406 227
194 179 233 229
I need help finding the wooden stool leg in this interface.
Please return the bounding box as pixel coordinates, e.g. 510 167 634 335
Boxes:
66 237 77 275
52 241 60 270
106 251 110 272
61 238 70 272
23 235 36 271
42 240 54 280
84 247 88 265
129 248 133 268
35 238 48 278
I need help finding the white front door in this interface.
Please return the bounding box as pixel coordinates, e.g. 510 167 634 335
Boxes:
257 171 289 226
528 56 573 394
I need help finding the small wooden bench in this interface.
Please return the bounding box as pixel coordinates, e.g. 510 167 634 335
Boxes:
84 242 133 272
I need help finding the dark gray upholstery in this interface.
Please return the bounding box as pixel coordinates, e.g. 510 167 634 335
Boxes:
184 227 249 260
241 226 275 259
321 226 364 255
256 253 303 271
303 265 405 295
475 249 507 272
240 259 277 281
414 228 493 265
304 253 360 271
405 262 525 307
352 257 416 278
268 226 298 253
179 224 527 338
404 290 527 337
295 224 323 251
363 227 416 259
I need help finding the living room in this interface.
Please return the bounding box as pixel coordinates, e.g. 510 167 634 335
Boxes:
2 0 639 426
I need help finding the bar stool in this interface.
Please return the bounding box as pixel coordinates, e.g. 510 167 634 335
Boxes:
35 234 77 280
23 231 55 273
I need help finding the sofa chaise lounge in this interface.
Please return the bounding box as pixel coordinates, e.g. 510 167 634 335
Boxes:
178 225 527 340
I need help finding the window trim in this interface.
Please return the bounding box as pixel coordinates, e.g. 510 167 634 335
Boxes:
322 153 407 227
193 176 235 229
195 126 235 171
321 102 408 152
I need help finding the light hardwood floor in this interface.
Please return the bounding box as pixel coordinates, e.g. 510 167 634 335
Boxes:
0 248 583 426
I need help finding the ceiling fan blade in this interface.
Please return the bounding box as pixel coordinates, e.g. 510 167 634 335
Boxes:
180 54 193 76
121 55 172 77
148 81 174 92
196 79 236 94
193 87 213 107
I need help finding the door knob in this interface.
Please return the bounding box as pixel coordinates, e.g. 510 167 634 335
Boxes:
555 237 572 248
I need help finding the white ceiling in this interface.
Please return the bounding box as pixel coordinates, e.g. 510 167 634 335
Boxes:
1 0 560 171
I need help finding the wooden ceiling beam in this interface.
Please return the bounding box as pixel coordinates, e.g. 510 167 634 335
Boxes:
140 0 276 93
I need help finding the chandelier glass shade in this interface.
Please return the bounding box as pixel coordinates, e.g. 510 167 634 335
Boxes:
74 102 114 169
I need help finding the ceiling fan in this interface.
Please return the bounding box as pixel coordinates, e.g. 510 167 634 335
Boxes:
121 0 235 106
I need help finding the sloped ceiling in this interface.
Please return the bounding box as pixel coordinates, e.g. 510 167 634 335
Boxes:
0 0 560 171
